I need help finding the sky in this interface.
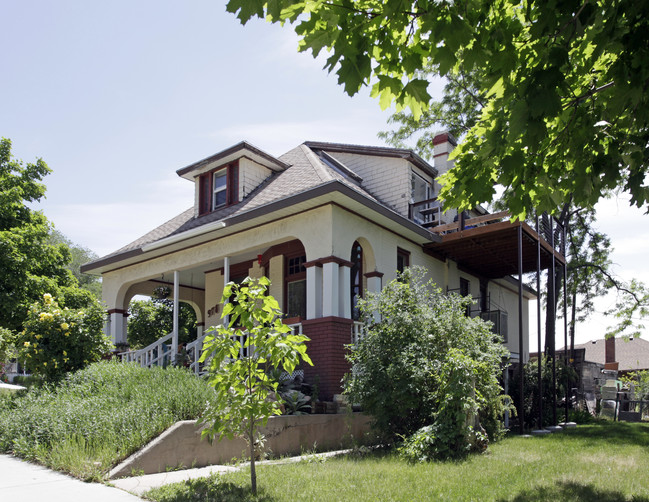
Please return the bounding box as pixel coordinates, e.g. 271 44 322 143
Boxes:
1 1 647 346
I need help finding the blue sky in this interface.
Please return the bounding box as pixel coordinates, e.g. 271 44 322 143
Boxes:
1 1 647 344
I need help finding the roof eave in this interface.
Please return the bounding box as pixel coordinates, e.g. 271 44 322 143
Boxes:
176 141 290 180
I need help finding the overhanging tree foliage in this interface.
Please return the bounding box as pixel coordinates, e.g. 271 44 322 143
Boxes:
380 67 648 343
227 0 649 217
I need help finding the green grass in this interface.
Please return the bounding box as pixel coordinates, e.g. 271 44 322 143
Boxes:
0 360 215 481
144 421 649 502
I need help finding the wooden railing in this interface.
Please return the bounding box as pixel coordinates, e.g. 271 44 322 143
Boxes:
352 321 364 345
428 210 510 233
120 332 173 368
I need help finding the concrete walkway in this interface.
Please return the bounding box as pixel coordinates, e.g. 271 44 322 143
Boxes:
0 454 143 501
111 449 350 496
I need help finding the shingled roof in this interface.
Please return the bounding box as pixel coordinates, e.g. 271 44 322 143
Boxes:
572 337 649 372
88 141 403 266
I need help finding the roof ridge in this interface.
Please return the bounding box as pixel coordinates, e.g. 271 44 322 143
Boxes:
299 144 333 183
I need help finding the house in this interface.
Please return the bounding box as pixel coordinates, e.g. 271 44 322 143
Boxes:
81 132 564 400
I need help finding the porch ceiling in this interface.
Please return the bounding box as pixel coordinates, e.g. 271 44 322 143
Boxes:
423 220 565 279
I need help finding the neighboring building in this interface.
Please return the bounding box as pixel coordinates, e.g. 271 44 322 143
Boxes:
569 337 649 375
81 133 563 399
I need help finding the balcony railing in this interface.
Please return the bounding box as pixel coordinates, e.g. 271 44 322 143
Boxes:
408 197 446 228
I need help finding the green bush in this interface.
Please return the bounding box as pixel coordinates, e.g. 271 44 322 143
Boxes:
15 293 112 381
0 360 215 479
345 267 509 460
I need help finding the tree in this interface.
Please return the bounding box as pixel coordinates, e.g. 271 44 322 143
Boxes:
378 66 649 345
227 1 649 217
345 267 509 459
49 229 101 299
199 277 312 495
127 288 197 349
0 138 79 332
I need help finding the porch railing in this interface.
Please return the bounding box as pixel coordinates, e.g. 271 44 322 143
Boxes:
352 321 364 345
120 332 173 368
186 334 207 375
121 322 305 373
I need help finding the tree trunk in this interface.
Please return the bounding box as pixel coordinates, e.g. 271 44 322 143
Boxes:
249 425 257 495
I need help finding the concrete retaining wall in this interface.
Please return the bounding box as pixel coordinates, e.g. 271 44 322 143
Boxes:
109 413 372 479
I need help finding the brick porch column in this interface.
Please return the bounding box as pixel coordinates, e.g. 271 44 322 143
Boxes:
301 316 353 400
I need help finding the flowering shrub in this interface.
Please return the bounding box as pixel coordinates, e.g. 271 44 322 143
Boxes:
16 293 112 381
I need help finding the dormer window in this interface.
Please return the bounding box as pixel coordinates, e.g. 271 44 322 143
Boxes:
212 169 227 208
198 161 239 215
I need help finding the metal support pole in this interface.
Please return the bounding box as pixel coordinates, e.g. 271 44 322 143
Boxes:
550 218 557 425
518 224 525 435
563 223 569 423
536 214 543 429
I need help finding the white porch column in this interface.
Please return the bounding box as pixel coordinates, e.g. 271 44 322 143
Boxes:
365 271 384 323
322 260 340 317
339 263 351 319
223 256 230 327
196 323 204 338
306 263 322 319
172 270 179 357
107 309 128 345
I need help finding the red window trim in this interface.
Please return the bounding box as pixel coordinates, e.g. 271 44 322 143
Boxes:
198 160 239 216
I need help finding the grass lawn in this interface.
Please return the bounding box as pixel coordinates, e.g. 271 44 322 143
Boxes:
144 421 649 502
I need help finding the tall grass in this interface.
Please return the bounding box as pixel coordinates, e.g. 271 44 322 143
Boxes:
0 360 214 480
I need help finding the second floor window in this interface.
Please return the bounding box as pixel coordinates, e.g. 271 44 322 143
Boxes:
212 169 227 208
199 162 239 215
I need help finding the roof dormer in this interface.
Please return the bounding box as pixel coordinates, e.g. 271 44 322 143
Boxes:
176 141 289 218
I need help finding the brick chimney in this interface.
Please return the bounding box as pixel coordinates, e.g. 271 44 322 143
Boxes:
604 336 618 371
432 131 458 177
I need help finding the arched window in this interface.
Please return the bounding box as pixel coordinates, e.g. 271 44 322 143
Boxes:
350 241 363 320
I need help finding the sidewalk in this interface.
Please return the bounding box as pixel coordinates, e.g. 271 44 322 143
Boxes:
1 449 350 499
0 454 143 501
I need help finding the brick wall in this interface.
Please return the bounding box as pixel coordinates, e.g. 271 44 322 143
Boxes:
301 316 353 400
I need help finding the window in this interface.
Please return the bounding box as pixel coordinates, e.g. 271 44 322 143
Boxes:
212 169 227 209
198 162 239 215
460 278 471 317
397 248 410 274
410 171 433 224
285 255 306 319
351 241 363 320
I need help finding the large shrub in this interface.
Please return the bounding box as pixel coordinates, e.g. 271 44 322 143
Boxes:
344 267 509 460
16 293 112 381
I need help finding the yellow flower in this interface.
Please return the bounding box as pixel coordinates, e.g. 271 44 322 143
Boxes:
60 323 69 330
43 362 47 366
63 350 67 356
35 334 41 339
65 332 70 337
23 341 30 347
43 293 53 304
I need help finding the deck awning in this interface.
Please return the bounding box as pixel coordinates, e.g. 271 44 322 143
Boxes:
424 220 565 279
